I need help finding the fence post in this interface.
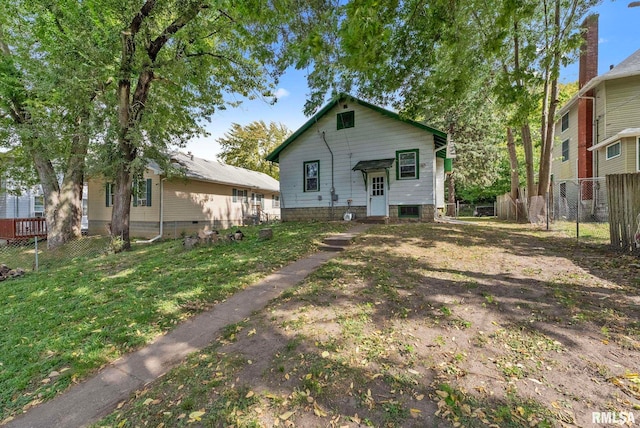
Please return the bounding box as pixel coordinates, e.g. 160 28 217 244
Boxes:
576 181 580 240
34 236 39 271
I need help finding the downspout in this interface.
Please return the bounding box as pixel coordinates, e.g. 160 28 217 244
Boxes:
320 131 335 218
137 177 165 244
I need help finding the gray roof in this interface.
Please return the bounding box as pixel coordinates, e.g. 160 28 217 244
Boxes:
560 48 640 114
151 152 279 193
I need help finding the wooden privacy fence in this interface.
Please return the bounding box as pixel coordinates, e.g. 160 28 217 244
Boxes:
606 173 640 252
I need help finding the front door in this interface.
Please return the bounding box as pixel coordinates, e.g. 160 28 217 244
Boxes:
368 173 387 216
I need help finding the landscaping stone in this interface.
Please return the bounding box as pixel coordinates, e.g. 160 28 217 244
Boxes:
258 228 273 240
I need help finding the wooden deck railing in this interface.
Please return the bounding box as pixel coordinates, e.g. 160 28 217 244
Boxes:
0 218 47 239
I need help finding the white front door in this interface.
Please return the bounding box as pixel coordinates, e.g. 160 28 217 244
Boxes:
368 173 387 216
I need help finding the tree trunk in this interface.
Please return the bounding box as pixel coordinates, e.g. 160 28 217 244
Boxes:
110 161 134 249
506 127 521 220
537 0 562 205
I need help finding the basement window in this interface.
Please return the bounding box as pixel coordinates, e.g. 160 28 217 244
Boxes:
337 111 355 130
398 205 420 218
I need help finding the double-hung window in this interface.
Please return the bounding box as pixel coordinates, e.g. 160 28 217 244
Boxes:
304 161 319 192
133 179 152 207
233 188 248 203
396 149 419 180
561 112 569 132
561 139 570 162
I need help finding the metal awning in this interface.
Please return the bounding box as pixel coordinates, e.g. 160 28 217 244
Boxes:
352 158 395 189
352 158 395 171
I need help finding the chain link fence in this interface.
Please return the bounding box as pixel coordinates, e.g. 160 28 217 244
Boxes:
0 235 111 276
548 177 609 244
443 202 496 218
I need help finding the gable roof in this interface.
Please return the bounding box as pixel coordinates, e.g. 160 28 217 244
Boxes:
265 93 447 163
559 48 640 115
151 152 279 192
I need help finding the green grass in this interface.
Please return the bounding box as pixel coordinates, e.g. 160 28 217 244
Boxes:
0 221 348 421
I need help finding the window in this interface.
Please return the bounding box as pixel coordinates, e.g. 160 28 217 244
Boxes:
337 111 355 130
33 195 44 217
396 149 419 180
251 193 264 206
561 112 569 132
606 141 621 160
233 188 248 203
105 183 115 207
304 160 319 192
637 137 640 171
398 205 420 218
272 195 280 208
560 182 567 198
561 139 569 162
133 178 152 207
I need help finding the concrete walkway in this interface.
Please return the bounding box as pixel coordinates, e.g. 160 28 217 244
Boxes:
5 223 372 428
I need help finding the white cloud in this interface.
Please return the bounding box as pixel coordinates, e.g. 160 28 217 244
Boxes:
599 37 608 44
274 88 290 100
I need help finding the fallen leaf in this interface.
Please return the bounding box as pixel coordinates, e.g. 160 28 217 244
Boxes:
321 351 330 358
246 390 255 398
247 328 256 336
189 410 206 421
415 394 424 401
313 402 327 417
435 390 449 399
279 411 294 420
143 398 154 405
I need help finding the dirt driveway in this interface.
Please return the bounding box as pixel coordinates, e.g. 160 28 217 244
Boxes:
98 221 640 428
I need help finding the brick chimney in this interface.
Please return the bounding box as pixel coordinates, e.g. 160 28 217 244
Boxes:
577 14 598 180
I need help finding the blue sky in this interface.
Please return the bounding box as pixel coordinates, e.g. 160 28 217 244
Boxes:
184 0 640 161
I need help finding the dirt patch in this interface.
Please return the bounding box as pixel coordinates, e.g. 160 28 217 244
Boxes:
97 222 640 427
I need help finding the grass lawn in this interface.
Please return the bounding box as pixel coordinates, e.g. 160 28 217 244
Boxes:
94 221 640 428
0 221 349 422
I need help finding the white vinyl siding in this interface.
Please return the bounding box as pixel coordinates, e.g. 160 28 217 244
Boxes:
278 103 435 209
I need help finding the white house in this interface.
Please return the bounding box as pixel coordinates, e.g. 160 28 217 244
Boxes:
266 94 449 222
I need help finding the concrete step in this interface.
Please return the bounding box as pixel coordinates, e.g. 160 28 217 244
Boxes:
320 233 357 251
359 216 389 224
318 244 346 252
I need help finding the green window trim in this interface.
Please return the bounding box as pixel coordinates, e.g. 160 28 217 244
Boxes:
398 205 420 218
304 160 320 192
133 178 152 207
105 183 114 207
396 149 419 180
337 111 355 130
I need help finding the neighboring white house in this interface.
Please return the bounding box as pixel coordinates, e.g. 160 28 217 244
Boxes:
266 93 449 222
0 179 89 229
0 180 44 219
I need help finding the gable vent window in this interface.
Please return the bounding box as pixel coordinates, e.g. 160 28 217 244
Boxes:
337 111 355 130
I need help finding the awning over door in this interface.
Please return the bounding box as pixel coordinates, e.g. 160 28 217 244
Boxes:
352 158 395 189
